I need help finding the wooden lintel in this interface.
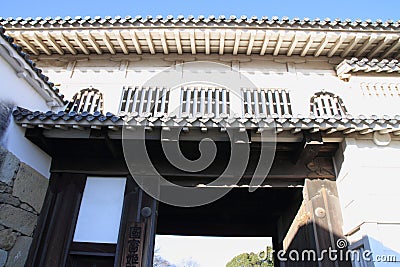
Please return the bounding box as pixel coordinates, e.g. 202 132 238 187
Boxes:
293 131 323 165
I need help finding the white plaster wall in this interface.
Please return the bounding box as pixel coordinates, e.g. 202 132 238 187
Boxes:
335 138 400 266
36 55 353 117
0 55 52 177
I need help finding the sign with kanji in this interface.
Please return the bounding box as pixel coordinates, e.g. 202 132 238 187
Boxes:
122 222 145 267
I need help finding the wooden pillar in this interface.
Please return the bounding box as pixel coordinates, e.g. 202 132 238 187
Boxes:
26 173 86 267
281 179 351 267
115 177 158 267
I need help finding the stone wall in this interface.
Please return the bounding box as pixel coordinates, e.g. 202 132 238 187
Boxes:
0 146 48 267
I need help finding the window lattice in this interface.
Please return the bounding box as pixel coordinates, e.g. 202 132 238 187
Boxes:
360 82 400 97
310 91 347 117
119 86 169 116
179 87 230 118
241 88 292 117
65 88 104 114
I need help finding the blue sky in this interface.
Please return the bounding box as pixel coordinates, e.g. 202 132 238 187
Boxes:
1 0 400 20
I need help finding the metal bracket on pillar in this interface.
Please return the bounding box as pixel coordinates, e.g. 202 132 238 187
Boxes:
293 131 323 165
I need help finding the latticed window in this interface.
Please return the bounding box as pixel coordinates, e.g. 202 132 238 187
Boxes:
118 86 169 116
241 88 292 117
360 82 400 97
178 86 230 118
65 88 104 114
310 91 347 117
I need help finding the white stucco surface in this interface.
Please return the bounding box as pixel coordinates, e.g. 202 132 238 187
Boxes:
0 55 52 177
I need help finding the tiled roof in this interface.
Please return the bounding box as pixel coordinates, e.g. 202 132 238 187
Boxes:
0 26 66 104
12 106 400 135
2 16 400 58
336 58 400 79
1 16 400 30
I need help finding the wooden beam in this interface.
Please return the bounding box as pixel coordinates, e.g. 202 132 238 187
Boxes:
159 30 169 54
314 34 330 57
58 32 77 55
129 30 142 55
381 37 400 58
260 31 271 55
114 30 129 55
144 30 155 54
43 32 64 55
219 31 225 55
300 32 316 57
100 31 116 54
293 131 323 165
14 32 40 55
246 30 256 55
86 32 102 55
369 35 395 58
341 34 362 58
327 34 345 57
287 32 299 56
354 33 378 57
273 32 284 56
233 30 242 55
71 31 89 55
30 32 52 55
205 30 210 55
189 30 196 55
174 30 182 54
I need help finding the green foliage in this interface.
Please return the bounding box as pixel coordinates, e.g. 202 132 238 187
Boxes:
226 246 274 267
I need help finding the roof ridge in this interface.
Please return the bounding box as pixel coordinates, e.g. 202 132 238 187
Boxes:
1 15 400 30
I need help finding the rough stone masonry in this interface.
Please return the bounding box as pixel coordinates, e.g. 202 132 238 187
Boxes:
0 146 48 267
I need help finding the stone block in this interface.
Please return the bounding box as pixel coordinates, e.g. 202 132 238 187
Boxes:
12 163 48 213
0 249 7 267
0 148 19 186
0 205 36 236
5 236 31 267
0 229 17 250
0 194 20 207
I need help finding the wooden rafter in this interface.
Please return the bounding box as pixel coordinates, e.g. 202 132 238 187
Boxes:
260 31 271 55
219 31 225 55
273 32 284 56
114 31 129 55
58 32 77 55
129 30 142 55
71 32 89 55
159 30 169 54
287 32 299 56
100 31 116 54
30 32 51 55
86 32 102 55
381 37 400 58
300 32 316 57
341 34 362 58
205 30 210 55
369 35 395 58
246 31 256 55
327 34 345 57
174 30 182 54
233 30 242 55
144 30 155 55
314 33 331 57
14 32 39 55
44 32 64 55
354 33 378 57
189 30 196 55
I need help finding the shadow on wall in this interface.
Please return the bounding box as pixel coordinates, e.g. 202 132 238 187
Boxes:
0 102 14 146
362 236 400 267
279 222 400 267
280 222 352 267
